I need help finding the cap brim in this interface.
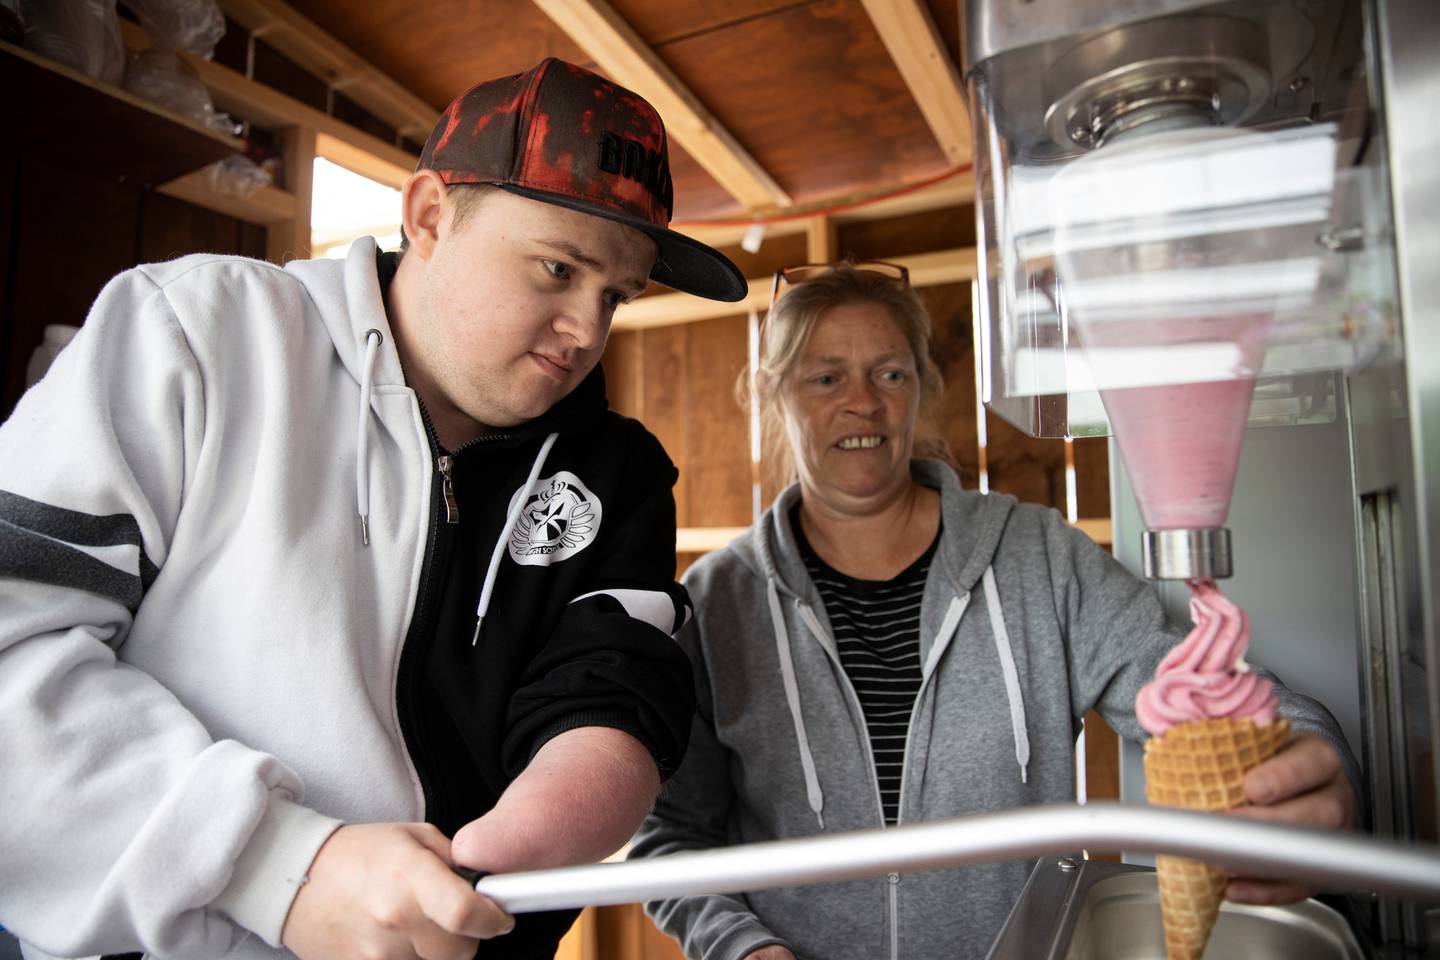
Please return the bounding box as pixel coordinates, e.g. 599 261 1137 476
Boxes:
498 185 749 303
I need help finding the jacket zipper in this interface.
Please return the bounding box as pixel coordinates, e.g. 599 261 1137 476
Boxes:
888 872 900 960
798 599 963 960
795 603 899 960
394 415 526 825
438 454 459 523
395 402 459 823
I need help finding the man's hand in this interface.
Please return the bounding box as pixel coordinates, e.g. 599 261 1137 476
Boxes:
744 948 797 960
1225 733 1355 904
281 823 514 960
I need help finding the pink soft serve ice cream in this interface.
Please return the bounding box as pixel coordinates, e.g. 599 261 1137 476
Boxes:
1137 580 1278 736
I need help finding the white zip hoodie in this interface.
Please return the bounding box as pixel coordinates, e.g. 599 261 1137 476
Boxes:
0 241 443 958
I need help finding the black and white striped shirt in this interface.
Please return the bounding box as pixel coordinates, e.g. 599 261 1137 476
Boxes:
796 516 940 826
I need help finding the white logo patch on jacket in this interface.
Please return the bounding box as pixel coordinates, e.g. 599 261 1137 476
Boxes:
507 471 602 565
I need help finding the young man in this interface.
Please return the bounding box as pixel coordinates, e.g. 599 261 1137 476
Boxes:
0 59 745 960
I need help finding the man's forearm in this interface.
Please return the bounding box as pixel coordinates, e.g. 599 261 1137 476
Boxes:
452 726 661 873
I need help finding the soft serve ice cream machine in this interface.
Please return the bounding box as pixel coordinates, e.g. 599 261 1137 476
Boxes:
967 0 1440 953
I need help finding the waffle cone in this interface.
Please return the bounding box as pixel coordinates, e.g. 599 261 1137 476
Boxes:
1143 717 1291 959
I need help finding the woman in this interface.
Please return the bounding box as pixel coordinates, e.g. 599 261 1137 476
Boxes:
629 265 1357 960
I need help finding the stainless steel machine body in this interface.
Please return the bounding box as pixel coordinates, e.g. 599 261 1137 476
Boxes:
966 0 1440 953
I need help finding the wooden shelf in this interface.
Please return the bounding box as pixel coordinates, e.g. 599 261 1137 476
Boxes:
677 527 749 553
118 19 417 190
157 169 298 224
1 39 241 187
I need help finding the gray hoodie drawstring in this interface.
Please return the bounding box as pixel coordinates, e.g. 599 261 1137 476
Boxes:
472 432 558 645
768 578 826 830
355 329 383 546
983 566 1030 783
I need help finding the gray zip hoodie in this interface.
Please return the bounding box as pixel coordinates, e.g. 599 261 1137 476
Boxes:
630 460 1355 960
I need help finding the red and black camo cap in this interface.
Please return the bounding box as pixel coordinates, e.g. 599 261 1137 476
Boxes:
418 58 747 303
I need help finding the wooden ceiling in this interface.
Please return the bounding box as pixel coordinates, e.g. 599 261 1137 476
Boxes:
274 0 970 224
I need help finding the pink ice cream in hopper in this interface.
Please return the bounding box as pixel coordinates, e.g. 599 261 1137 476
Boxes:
1136 580 1278 737
1091 315 1267 531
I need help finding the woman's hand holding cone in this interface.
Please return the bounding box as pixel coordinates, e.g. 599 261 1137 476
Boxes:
1224 733 1357 904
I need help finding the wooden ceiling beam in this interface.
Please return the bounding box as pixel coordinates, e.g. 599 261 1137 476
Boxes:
615 246 977 330
531 0 792 211
806 216 838 264
676 168 975 248
218 0 440 141
858 0 972 166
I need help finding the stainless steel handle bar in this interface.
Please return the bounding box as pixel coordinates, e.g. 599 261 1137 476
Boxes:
474 803 1440 913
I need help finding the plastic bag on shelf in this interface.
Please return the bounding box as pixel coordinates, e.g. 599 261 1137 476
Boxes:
124 0 224 58
19 0 124 85
198 155 273 197
0 0 24 45
123 45 239 135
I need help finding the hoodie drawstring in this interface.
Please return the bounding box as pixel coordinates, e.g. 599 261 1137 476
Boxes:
355 329 383 546
472 433 558 645
983 566 1030 783
768 579 826 830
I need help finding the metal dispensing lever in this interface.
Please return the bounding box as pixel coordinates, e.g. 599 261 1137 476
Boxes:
473 803 1440 913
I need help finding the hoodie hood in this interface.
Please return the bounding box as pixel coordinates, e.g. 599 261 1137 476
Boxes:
734 459 1017 603
286 238 608 445
284 238 608 545
284 237 406 395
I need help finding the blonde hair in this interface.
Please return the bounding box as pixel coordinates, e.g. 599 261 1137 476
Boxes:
738 266 950 489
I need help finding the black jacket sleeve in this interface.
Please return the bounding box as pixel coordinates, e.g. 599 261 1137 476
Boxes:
500 433 696 779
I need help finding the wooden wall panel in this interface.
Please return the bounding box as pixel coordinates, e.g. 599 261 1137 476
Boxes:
1083 708 1122 861
0 145 13 408
554 908 597 960
836 206 975 263
633 230 807 303
639 907 688 960
922 281 981 489
714 231 809 287
3 155 141 419
139 191 268 264
603 329 644 421
588 903 685 960
1072 436 1112 520
684 316 752 527
2 150 282 421
639 325 691 526
253 38 329 111
985 410 1067 509
1084 710 1121 803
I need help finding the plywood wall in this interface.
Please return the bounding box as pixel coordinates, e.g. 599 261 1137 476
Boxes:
0 152 266 420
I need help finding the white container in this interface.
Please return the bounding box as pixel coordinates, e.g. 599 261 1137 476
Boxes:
25 324 80 389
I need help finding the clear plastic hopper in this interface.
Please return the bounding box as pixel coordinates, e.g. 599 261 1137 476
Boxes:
966 0 1400 578
1049 124 1333 577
